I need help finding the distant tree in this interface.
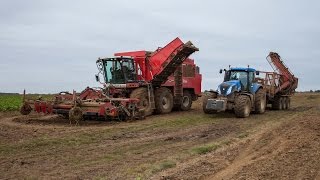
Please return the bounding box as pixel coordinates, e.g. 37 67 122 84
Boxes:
310 90 314 93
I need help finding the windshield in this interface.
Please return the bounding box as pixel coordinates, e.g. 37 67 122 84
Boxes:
103 58 136 84
225 70 248 89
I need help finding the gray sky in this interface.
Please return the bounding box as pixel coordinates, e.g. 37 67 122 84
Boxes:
0 0 319 93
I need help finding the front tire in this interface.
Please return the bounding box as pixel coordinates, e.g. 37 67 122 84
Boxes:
254 89 266 114
130 87 154 116
155 87 173 114
235 95 251 118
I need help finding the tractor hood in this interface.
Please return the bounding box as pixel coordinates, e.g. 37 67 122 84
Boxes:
217 80 241 96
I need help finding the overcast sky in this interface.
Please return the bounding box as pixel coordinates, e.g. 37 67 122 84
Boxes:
0 0 319 93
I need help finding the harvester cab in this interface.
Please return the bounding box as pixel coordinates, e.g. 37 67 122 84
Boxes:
96 57 137 85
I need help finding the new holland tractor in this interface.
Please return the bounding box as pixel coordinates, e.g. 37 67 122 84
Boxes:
203 52 298 118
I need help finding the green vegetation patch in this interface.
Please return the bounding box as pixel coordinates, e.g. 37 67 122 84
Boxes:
0 94 22 111
191 143 221 155
0 94 54 112
152 160 176 173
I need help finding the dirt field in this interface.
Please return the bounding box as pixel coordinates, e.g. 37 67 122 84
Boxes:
0 93 319 179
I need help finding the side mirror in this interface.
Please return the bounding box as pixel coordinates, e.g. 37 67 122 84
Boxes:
95 74 100 82
256 71 260 76
219 69 223 74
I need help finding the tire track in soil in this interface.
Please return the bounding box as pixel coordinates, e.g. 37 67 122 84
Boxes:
154 105 320 180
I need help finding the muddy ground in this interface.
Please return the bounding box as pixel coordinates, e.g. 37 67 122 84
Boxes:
0 93 319 179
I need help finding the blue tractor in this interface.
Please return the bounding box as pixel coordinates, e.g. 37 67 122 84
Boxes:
203 67 266 118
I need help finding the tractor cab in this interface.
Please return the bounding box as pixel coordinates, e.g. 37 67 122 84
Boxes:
218 67 258 96
96 57 137 84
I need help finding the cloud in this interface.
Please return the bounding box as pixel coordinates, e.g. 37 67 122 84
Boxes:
0 0 319 93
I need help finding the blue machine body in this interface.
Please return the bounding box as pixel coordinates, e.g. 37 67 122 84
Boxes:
217 67 262 97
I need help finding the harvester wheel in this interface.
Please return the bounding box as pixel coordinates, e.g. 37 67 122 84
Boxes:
180 91 192 111
234 95 251 118
155 87 173 114
130 87 154 116
20 102 32 115
272 97 281 110
69 107 83 125
202 92 217 114
254 89 266 114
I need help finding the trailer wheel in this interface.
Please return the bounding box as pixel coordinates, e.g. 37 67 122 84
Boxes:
20 102 32 115
280 97 285 110
155 87 173 114
202 92 217 114
272 97 281 110
286 97 291 109
254 89 266 114
130 87 154 116
69 107 83 125
180 91 192 111
235 95 251 118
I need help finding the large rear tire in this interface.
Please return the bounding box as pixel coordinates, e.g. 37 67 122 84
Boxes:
180 91 193 111
202 92 217 114
155 87 173 114
254 89 266 114
130 87 154 116
235 95 251 118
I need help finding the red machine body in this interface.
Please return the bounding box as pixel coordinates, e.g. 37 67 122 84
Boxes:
21 37 200 121
114 37 202 98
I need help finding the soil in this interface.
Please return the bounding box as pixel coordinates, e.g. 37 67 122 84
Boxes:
0 93 319 179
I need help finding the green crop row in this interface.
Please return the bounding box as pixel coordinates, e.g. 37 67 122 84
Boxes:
0 95 22 111
0 94 54 112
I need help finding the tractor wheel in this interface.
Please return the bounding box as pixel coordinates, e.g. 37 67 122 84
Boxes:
130 87 154 116
272 97 281 110
20 102 32 115
155 87 173 114
69 107 83 125
234 95 251 118
254 89 266 114
180 91 192 111
202 92 217 114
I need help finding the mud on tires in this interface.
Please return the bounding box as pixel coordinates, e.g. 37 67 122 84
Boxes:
272 96 281 110
69 107 83 125
202 92 218 114
130 87 154 116
155 87 173 114
20 102 32 115
235 95 251 118
180 91 193 111
254 89 266 114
